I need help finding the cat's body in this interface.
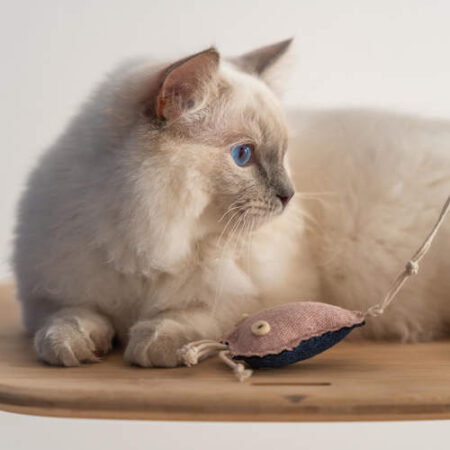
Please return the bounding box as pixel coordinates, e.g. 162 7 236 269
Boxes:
288 109 450 341
13 41 449 367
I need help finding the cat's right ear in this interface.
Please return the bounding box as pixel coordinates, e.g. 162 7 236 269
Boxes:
231 39 293 95
155 48 220 121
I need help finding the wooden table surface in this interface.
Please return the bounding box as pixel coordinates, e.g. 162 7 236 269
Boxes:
0 284 449 422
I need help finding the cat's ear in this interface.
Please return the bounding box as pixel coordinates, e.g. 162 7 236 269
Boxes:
232 39 293 94
155 48 220 121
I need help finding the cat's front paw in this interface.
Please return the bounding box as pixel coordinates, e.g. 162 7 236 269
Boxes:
124 319 190 368
34 313 114 367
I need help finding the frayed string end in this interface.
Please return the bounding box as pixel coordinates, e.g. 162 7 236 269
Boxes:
219 350 253 382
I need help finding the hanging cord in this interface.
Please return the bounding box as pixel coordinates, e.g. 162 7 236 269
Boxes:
218 350 253 382
366 196 450 317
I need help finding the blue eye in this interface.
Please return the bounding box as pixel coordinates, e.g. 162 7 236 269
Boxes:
231 144 252 166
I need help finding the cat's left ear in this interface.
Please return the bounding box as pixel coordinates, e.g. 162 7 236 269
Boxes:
232 38 293 94
156 48 220 121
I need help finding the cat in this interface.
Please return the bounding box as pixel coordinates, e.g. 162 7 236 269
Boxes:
13 39 449 368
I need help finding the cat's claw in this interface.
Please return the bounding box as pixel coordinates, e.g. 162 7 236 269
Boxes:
34 314 114 367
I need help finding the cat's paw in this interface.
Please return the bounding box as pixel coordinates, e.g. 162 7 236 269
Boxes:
34 313 114 367
124 319 189 368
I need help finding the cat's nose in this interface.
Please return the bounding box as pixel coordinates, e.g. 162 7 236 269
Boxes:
276 187 295 208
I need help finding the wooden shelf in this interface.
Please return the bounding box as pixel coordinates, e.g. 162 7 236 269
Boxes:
0 284 449 421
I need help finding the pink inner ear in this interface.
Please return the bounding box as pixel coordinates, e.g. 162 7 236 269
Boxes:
156 87 168 119
157 84 190 119
156 48 219 120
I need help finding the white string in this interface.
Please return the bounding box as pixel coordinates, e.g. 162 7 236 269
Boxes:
177 340 227 366
178 341 253 381
218 350 253 382
366 196 450 317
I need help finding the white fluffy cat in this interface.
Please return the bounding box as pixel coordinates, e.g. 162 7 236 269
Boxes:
13 40 449 367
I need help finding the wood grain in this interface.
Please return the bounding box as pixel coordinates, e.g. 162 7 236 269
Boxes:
0 284 449 421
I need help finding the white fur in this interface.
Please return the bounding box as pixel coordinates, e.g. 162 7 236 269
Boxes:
288 109 450 341
13 53 450 368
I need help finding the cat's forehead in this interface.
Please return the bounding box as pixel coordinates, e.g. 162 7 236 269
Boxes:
172 64 288 153
166 62 289 156
221 64 289 151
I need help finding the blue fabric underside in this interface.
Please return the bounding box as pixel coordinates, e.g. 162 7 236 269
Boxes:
234 322 365 369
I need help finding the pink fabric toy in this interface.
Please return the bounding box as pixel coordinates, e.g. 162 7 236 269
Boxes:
178 197 449 381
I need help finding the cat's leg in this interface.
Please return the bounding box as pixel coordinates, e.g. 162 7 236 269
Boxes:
34 307 115 366
124 309 220 368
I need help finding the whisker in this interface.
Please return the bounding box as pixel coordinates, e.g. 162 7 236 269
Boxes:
212 210 247 315
295 191 336 199
245 216 255 278
218 203 243 223
217 208 243 247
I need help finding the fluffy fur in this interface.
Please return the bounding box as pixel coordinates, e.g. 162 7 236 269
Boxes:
288 109 450 341
13 41 450 367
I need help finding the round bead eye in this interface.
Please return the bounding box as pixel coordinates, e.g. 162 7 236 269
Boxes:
251 320 271 336
231 144 252 166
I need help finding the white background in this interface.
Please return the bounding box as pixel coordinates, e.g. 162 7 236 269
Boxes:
1 412 449 450
0 1 449 448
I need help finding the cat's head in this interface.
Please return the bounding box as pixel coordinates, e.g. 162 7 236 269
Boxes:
107 40 294 266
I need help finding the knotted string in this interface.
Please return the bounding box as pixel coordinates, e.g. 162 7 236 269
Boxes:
366 196 450 317
177 340 253 381
218 350 253 382
177 340 227 366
